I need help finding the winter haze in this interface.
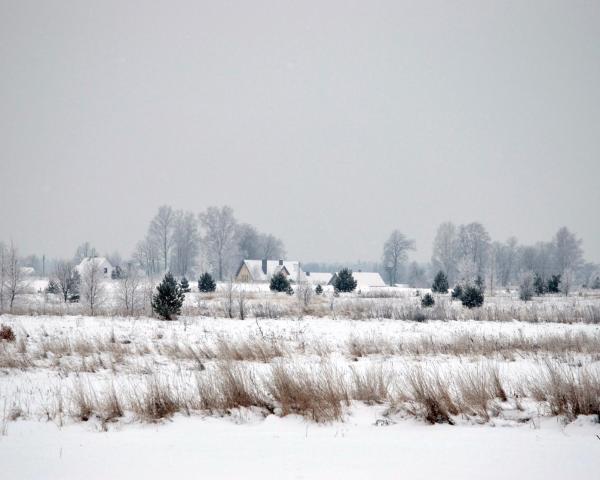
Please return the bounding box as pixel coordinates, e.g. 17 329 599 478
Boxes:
1 0 599 262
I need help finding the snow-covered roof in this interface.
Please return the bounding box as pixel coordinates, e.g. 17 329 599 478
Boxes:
76 257 114 274
329 271 386 288
352 272 386 288
238 260 304 282
304 272 333 285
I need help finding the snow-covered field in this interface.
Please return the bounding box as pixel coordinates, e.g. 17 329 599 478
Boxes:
0 310 599 479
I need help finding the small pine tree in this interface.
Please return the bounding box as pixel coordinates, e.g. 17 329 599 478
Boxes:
46 279 60 294
270 272 291 292
421 292 435 307
111 265 123 280
180 277 191 293
431 271 449 293
451 284 463 300
198 272 216 293
475 275 485 293
333 268 357 293
315 284 323 295
67 270 81 303
461 285 484 309
533 273 546 295
152 272 185 320
547 274 561 294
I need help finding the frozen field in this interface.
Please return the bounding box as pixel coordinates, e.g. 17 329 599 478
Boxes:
0 313 599 479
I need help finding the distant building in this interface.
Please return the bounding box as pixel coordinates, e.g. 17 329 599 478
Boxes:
76 257 114 278
304 271 333 285
235 259 304 283
329 270 386 288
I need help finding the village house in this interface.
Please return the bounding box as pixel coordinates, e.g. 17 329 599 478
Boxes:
76 257 114 278
235 259 304 283
329 270 386 288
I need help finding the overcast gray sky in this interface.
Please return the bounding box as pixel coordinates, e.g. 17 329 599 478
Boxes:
1 0 599 263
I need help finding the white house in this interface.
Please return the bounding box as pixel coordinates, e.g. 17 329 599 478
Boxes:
304 271 333 285
76 257 114 278
235 259 304 283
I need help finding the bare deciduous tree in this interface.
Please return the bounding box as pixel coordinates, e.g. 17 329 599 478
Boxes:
456 222 491 281
54 260 80 303
73 242 96 264
382 230 415 286
117 263 142 316
552 227 583 277
80 260 105 315
199 206 238 281
133 236 161 277
148 205 176 272
0 242 7 311
431 222 458 285
170 211 200 277
259 233 286 260
4 242 24 312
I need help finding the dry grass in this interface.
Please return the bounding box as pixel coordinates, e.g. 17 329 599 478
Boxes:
529 361 600 420
267 362 349 422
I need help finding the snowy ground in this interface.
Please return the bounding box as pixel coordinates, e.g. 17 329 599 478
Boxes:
3 413 599 480
0 313 599 479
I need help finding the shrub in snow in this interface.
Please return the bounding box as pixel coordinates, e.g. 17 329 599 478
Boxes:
534 273 546 295
315 284 323 295
431 271 449 294
333 268 357 293
180 277 191 293
451 284 463 300
421 293 435 307
111 266 123 280
198 273 216 293
46 279 60 295
0 324 15 342
547 274 561 294
592 276 600 290
461 285 484 309
152 272 185 320
270 272 291 293
519 272 535 301
286 285 294 296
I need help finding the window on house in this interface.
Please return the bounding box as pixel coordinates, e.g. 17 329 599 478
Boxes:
104 268 108 274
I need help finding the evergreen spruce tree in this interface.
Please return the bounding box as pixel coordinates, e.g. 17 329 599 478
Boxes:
547 274 561 293
198 272 216 293
421 292 435 307
533 273 546 295
461 285 484 309
431 271 449 294
68 270 81 303
315 284 323 295
270 272 291 293
152 272 185 320
475 275 485 293
333 268 357 293
180 277 191 293
451 284 463 300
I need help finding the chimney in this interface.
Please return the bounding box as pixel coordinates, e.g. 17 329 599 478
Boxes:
279 259 283 266
262 259 268 275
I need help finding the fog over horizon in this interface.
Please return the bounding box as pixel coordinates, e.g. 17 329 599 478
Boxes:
1 0 599 264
